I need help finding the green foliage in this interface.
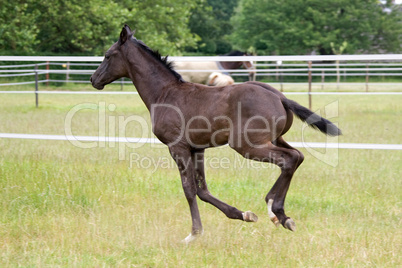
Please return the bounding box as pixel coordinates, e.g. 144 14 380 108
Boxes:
0 0 401 56
187 0 239 54
32 0 127 55
0 0 198 55
0 0 40 54
121 0 199 55
230 0 402 55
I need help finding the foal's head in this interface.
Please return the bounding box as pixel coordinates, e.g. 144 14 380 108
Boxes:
90 25 133 90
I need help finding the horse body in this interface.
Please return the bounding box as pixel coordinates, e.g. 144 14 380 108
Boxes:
174 61 221 84
151 82 288 149
174 51 255 84
91 25 341 243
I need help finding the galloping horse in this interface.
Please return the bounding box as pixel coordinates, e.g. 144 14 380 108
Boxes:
174 50 255 84
91 25 341 243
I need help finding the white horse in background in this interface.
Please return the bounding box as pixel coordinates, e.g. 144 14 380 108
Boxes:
174 61 223 84
173 51 255 84
207 72 235 86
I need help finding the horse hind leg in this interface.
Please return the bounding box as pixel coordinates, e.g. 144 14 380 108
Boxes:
192 150 258 223
232 139 303 231
266 137 304 231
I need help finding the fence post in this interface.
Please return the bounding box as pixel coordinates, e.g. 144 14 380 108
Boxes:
321 69 325 90
35 64 39 108
276 63 279 81
366 64 369 92
277 60 283 91
46 61 49 86
336 60 340 89
121 77 124 91
66 62 70 82
308 61 312 110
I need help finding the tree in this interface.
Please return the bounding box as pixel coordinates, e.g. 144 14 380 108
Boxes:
30 0 127 55
187 0 239 54
120 0 199 55
0 0 199 55
230 0 402 55
0 0 40 54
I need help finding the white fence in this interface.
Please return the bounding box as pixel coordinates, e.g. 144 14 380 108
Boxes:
1 54 402 87
1 133 401 150
1 54 401 108
0 55 401 151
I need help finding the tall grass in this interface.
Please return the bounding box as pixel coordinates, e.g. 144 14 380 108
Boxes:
0 90 401 266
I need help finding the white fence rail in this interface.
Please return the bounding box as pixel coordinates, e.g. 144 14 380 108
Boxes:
1 133 401 150
1 55 401 108
1 54 402 86
1 55 401 151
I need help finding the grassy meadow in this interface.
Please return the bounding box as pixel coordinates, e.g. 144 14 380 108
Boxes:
0 85 401 267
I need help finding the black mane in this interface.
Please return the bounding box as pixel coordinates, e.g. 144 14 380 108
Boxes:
134 39 184 82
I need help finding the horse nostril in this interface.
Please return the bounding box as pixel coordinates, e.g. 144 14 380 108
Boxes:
90 76 93 82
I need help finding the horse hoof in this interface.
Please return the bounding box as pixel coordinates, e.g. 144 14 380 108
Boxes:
182 231 203 244
284 218 296 232
243 211 258 222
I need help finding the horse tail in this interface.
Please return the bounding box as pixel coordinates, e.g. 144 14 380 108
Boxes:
244 81 342 136
281 98 342 136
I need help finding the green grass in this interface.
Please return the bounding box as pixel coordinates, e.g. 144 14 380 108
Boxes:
0 87 401 266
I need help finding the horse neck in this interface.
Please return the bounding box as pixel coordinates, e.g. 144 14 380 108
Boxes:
124 43 178 110
219 61 242 70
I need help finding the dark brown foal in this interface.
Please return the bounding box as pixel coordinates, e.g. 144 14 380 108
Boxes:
91 25 341 243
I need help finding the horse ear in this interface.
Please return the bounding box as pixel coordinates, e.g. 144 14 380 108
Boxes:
119 24 133 45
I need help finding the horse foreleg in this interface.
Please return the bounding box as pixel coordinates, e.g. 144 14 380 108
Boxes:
169 145 203 244
191 150 258 222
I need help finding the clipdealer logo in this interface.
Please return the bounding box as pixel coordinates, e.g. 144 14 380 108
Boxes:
64 100 340 168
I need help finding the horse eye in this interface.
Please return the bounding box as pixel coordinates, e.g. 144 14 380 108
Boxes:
105 55 110 60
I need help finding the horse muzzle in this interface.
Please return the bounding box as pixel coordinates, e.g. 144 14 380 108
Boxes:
90 75 104 90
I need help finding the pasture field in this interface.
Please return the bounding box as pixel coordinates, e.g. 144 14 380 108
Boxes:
0 88 401 267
